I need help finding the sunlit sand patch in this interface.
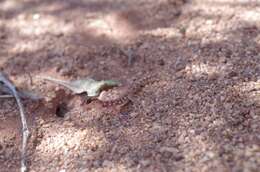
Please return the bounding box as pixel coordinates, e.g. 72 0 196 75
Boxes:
86 12 137 44
9 39 42 53
36 124 106 155
142 28 183 39
234 81 260 104
239 10 260 23
0 58 8 67
0 0 23 11
182 0 259 42
8 14 74 36
95 161 128 171
254 33 260 44
3 14 74 54
185 62 227 79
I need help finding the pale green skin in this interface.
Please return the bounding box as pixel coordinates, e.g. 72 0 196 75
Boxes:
40 76 120 97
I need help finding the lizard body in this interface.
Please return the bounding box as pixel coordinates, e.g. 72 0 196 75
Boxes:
38 76 119 97
38 74 158 107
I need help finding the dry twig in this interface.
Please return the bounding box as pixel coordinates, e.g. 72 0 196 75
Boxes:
119 47 134 66
0 94 13 98
0 72 30 172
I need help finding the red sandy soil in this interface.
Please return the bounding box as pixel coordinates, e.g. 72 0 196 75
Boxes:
0 0 259 171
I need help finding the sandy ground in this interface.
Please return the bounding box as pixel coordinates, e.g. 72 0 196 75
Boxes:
0 0 259 171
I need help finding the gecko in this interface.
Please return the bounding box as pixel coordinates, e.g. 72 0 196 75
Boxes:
38 74 158 108
38 76 120 97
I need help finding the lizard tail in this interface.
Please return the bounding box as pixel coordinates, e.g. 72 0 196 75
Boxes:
37 76 77 92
